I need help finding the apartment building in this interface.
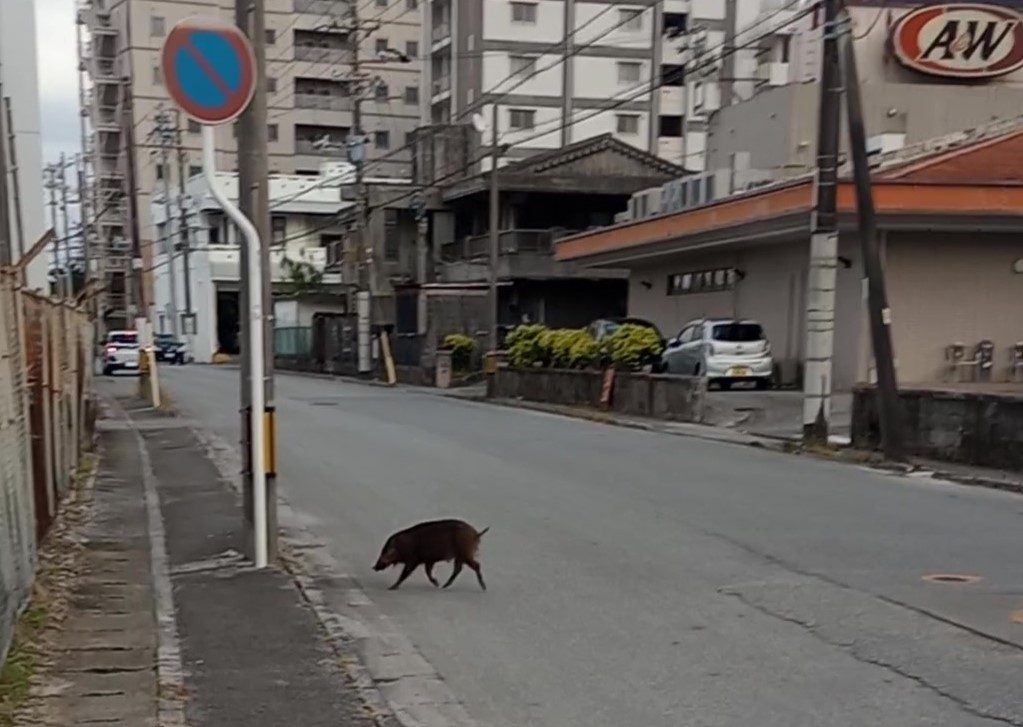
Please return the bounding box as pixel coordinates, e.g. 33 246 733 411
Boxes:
0 0 48 290
77 0 422 325
421 0 753 170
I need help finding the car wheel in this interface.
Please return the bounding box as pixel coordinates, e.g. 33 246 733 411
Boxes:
719 379 732 391
693 362 701 376
103 366 113 376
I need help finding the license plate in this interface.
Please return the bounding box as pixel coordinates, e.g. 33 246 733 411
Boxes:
125 362 139 369
728 366 750 377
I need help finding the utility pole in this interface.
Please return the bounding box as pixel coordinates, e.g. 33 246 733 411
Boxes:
122 78 146 317
44 165 62 296
4 97 25 260
488 105 500 352
802 0 841 445
236 0 276 560
837 11 904 461
155 110 181 336
58 154 74 297
173 110 193 329
0 71 12 267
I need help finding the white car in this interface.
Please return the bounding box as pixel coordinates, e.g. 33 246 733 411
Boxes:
102 330 140 375
661 318 773 389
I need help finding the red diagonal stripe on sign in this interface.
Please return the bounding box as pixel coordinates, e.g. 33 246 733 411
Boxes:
182 39 234 100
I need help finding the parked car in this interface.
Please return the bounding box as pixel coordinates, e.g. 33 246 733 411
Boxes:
661 318 773 389
102 330 140 376
154 333 190 365
587 317 667 371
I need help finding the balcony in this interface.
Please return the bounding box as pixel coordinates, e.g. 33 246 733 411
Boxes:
659 85 685 116
207 246 341 284
294 0 342 13
294 93 353 113
442 229 577 261
294 45 352 65
295 138 348 156
431 76 451 101
758 61 789 87
432 21 451 43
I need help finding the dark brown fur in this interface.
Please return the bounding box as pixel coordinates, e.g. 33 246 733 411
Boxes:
373 519 488 591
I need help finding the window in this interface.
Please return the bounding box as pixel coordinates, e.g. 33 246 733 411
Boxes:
188 119 201 134
208 216 222 245
189 165 202 178
155 163 166 181
659 115 682 137
265 29 276 45
153 64 163 85
404 85 419 104
267 123 278 142
616 113 639 134
511 2 537 23
617 61 641 84
376 0 387 6
374 130 390 149
406 0 417 9
150 15 165 36
780 35 791 63
271 216 287 245
667 268 737 296
662 64 685 87
375 38 389 54
619 8 643 31
712 322 764 342
384 209 400 261
510 55 537 77
267 76 277 93
509 108 535 130
374 82 389 100
406 40 419 58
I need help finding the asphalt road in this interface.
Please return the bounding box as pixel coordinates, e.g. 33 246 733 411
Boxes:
155 365 1023 727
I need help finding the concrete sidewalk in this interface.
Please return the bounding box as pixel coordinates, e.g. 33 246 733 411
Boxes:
18 393 388 726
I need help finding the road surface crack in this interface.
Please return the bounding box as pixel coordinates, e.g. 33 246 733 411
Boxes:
719 587 1023 727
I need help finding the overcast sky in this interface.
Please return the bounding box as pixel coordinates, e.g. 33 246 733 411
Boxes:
37 0 81 165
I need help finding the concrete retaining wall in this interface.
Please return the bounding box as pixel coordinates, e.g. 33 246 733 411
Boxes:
489 366 705 423
852 386 1023 472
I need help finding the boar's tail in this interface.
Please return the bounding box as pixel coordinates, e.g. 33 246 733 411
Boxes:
476 527 490 538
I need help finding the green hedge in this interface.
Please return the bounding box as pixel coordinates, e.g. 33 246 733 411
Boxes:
504 323 662 371
441 333 478 371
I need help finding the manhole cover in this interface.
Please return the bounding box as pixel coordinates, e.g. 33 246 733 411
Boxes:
921 573 982 584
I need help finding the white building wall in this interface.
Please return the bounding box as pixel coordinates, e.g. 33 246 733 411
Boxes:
573 56 652 99
573 3 656 48
482 52 564 97
1 0 47 290
483 0 565 43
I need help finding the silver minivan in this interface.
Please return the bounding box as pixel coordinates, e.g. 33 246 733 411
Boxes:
661 318 773 389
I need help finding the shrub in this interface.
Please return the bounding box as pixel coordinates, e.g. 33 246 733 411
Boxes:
600 323 664 370
506 324 549 368
442 333 478 371
548 328 600 369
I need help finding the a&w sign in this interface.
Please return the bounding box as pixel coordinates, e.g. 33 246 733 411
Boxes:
891 3 1023 79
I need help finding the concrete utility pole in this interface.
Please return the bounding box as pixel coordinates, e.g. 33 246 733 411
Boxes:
155 111 181 337
837 11 905 461
58 154 74 296
44 164 62 296
122 78 146 317
235 0 277 560
173 110 193 329
4 96 25 261
488 105 500 352
0 70 12 267
802 0 842 445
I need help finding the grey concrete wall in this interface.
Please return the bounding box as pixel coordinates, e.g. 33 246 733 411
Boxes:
885 233 1023 385
624 238 864 390
490 366 706 423
852 387 1023 473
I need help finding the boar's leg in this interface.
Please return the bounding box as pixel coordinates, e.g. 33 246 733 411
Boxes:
467 558 486 591
442 560 464 589
389 562 418 590
424 562 440 587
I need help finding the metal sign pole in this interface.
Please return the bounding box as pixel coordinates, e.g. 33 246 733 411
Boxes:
201 126 267 568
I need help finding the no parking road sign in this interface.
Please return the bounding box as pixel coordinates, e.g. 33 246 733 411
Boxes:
162 17 255 125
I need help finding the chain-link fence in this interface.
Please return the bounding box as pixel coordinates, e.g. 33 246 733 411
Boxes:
0 269 94 665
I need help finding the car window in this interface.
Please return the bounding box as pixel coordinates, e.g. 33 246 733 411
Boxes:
107 332 138 345
677 325 694 343
712 323 764 342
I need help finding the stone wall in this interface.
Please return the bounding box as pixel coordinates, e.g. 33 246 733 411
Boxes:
852 386 1023 471
489 366 705 423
